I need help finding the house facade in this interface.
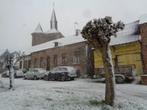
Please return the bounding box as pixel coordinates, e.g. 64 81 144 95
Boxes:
94 21 143 76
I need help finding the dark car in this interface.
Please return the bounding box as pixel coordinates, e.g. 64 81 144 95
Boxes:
44 66 77 81
96 66 135 83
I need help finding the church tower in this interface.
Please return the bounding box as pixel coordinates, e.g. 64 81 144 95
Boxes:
50 8 58 30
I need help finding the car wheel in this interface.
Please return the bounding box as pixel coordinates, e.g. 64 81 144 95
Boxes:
34 76 37 80
60 75 65 81
66 76 71 81
115 76 124 84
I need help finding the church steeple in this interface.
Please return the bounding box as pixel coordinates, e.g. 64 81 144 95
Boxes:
50 7 58 30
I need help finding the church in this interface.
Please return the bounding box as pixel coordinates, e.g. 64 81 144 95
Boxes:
22 8 93 77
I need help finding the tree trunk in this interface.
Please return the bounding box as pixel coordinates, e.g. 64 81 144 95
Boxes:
9 65 14 90
86 45 95 78
100 44 115 106
0 75 4 88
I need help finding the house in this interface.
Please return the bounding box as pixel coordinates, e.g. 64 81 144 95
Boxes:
94 20 143 76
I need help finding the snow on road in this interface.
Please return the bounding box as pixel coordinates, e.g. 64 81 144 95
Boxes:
0 78 147 110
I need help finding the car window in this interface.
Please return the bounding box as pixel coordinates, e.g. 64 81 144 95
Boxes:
59 68 67 71
52 67 67 71
33 70 38 72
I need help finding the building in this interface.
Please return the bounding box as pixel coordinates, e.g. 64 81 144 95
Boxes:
139 14 147 74
22 8 147 77
23 8 94 77
94 20 143 76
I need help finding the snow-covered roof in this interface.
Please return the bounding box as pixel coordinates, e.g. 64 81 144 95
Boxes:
46 29 58 33
30 34 85 53
139 14 147 24
110 21 140 45
110 35 140 46
28 21 140 53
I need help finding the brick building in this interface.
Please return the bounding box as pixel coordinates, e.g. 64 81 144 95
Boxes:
139 15 147 74
22 8 94 77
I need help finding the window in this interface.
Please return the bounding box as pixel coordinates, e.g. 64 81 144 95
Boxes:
40 57 43 68
46 56 50 70
73 51 80 64
28 60 31 68
40 57 45 68
61 53 67 65
34 58 37 68
53 55 58 67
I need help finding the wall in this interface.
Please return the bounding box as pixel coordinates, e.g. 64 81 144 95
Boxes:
31 42 87 76
140 23 147 74
94 41 143 75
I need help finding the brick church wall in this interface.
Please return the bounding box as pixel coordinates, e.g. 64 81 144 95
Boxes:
31 42 87 76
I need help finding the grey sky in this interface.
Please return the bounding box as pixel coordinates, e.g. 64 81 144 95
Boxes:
0 0 147 54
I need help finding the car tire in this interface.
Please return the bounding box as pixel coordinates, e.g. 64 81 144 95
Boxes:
33 76 37 80
60 75 65 81
115 76 124 84
66 76 71 81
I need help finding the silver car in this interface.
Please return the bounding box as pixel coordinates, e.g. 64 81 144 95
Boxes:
24 68 47 80
46 66 77 81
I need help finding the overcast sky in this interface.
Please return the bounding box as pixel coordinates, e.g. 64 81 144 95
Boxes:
0 0 147 54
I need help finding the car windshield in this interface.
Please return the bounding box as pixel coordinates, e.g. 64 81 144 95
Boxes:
53 67 68 72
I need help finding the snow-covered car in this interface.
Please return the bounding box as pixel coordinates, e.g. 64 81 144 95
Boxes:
2 70 24 78
14 70 24 78
44 66 77 81
1 70 9 78
24 68 47 80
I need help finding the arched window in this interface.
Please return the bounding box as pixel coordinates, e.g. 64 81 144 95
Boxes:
62 53 67 65
46 56 50 70
53 55 58 67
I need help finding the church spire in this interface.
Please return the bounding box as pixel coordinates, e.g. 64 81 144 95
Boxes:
50 4 58 30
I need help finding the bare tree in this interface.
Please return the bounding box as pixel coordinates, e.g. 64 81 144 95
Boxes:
81 16 124 106
6 54 14 90
0 50 10 88
6 51 23 90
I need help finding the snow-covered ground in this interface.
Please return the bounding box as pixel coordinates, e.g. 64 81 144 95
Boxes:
0 78 147 110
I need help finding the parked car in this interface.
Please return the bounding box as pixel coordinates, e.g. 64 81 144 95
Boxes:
44 66 77 81
1 69 24 78
96 66 135 83
14 70 24 78
24 68 47 80
1 70 9 78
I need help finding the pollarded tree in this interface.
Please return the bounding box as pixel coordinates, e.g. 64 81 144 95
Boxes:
81 16 124 106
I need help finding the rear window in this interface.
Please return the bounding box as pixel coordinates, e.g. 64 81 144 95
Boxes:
53 67 68 71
